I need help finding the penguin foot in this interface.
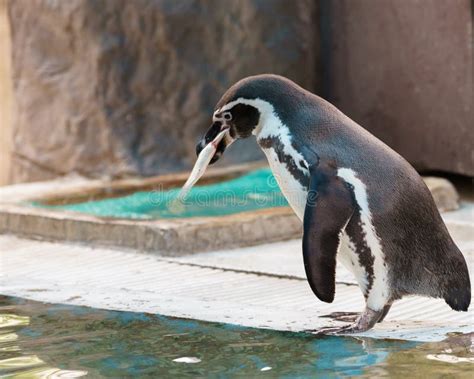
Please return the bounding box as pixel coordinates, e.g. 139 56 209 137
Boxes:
310 324 360 335
321 311 359 323
309 307 385 335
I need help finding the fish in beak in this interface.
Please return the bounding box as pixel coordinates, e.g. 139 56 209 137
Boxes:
176 124 229 201
195 121 230 164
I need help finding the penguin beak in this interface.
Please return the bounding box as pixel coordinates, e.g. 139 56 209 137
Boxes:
196 121 229 164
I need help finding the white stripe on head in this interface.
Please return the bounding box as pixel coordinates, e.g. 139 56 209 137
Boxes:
214 97 276 137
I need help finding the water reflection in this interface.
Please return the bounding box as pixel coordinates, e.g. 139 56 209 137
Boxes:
0 296 471 378
362 332 474 378
0 311 87 378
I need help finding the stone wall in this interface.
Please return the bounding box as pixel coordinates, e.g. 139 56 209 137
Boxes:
320 0 473 176
0 0 13 186
4 0 473 183
7 0 319 182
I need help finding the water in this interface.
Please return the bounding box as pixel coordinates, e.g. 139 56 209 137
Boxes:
1 296 472 378
32 169 289 220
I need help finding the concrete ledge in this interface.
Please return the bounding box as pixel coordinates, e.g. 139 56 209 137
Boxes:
0 162 460 255
423 177 459 212
0 204 301 256
0 162 304 255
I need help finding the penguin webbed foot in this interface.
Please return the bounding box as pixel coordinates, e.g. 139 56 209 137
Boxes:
320 311 359 323
309 307 386 335
310 324 361 335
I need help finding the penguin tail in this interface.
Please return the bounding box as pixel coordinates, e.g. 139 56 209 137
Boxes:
443 260 471 311
444 285 471 311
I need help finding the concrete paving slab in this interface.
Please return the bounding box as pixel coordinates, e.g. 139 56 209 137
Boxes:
166 239 357 284
1 235 472 343
443 201 474 224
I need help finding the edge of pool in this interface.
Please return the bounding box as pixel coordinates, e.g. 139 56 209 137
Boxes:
0 163 462 255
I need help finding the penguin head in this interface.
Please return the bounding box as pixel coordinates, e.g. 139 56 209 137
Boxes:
196 101 261 164
196 74 301 163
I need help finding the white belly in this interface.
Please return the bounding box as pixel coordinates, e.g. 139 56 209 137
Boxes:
262 148 308 221
337 232 370 292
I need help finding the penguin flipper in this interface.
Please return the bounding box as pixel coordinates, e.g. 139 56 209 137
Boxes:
303 165 355 303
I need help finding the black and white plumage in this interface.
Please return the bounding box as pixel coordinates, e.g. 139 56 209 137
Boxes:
196 74 471 333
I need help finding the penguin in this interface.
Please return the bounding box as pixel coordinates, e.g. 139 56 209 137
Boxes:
196 74 471 334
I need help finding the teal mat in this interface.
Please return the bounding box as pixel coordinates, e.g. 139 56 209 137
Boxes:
33 168 289 219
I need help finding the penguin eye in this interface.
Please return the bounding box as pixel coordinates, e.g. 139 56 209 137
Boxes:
223 112 232 121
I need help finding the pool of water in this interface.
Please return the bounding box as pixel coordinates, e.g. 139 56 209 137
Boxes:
1 296 472 378
32 169 289 220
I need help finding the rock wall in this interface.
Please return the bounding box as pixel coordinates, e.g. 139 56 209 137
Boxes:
320 0 473 176
6 0 473 183
8 0 319 182
0 0 13 186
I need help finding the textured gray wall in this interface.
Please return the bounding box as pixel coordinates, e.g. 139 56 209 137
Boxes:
6 0 473 183
8 0 319 182
320 0 473 176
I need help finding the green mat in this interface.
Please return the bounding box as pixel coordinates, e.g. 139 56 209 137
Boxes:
33 168 289 219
